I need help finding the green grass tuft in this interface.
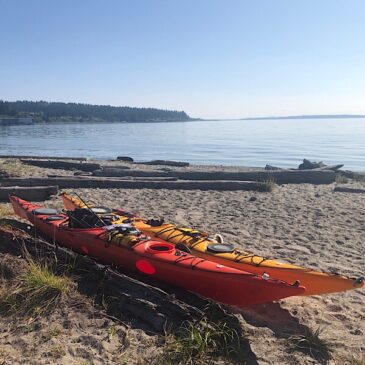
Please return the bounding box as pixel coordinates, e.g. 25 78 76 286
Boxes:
288 327 332 363
23 261 71 295
161 319 242 365
0 260 73 316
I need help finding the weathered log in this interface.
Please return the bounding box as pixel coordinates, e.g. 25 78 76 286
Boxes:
94 168 336 184
73 171 93 176
315 164 344 171
137 160 190 167
0 154 87 161
264 164 283 170
93 168 165 177
337 170 355 179
0 169 10 178
334 186 365 193
298 159 326 169
101 165 131 170
337 170 365 180
116 156 134 162
0 177 267 191
48 175 178 182
20 159 101 172
298 159 344 172
0 185 58 202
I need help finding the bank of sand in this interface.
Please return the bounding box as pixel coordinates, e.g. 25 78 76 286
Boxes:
0 158 364 364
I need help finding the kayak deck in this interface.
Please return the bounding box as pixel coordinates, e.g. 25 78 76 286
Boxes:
60 193 364 296
10 195 306 307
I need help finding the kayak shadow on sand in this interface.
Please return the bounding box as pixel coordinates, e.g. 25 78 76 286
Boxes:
235 302 332 364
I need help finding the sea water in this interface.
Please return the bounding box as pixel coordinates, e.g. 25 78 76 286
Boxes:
0 118 364 171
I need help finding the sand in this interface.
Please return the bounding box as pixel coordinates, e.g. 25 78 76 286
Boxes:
0 157 364 364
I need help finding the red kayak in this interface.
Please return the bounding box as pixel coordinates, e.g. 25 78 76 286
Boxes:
10 196 305 307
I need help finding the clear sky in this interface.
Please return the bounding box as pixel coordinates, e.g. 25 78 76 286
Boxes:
1 0 364 119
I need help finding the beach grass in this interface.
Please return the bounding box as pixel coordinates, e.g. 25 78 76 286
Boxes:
0 204 13 217
160 319 242 365
0 158 43 177
0 258 73 316
0 158 23 176
260 179 275 192
335 174 349 184
288 327 332 363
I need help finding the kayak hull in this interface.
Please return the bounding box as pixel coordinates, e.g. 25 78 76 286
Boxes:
61 193 364 296
10 195 305 307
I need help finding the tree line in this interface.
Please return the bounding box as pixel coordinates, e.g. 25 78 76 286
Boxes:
0 100 191 122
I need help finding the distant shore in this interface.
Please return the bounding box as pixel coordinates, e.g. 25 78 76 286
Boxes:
204 114 365 121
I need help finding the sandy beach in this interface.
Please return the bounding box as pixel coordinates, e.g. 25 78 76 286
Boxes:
0 157 364 364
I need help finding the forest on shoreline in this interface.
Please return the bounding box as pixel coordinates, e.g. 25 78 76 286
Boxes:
0 100 191 123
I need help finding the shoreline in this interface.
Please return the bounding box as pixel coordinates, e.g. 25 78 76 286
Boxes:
1 154 364 173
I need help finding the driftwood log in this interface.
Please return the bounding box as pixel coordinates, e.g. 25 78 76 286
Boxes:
48 175 179 182
20 159 101 172
136 160 190 167
264 165 283 170
0 155 87 161
0 177 267 191
116 156 134 162
100 165 131 170
314 164 344 171
0 220 258 364
337 170 365 179
298 159 326 169
334 186 365 193
93 168 336 184
0 169 10 178
298 159 344 171
0 185 58 202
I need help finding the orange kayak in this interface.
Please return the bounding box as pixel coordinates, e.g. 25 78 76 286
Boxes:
10 195 305 307
61 193 364 296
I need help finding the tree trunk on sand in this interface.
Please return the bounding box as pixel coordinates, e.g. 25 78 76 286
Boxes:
0 186 58 202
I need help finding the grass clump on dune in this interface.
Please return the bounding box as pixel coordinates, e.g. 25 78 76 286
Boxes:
0 259 73 316
0 159 24 176
288 326 332 363
335 174 348 184
21 261 72 310
0 204 14 218
260 179 275 192
160 319 243 365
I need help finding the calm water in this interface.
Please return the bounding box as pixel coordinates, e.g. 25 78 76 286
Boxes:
0 118 364 171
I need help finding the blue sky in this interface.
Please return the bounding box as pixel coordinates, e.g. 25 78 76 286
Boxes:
1 0 364 119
